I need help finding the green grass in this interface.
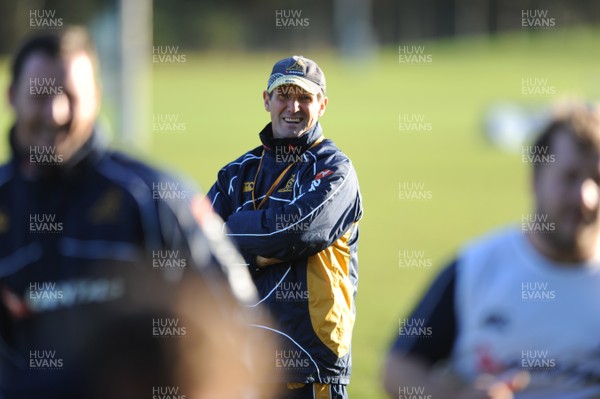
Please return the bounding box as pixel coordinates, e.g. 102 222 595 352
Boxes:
1 27 600 398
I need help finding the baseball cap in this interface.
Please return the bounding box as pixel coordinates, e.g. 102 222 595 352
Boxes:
267 55 326 96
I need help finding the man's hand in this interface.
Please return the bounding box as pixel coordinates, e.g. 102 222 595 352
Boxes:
255 256 283 268
383 353 530 399
453 372 530 399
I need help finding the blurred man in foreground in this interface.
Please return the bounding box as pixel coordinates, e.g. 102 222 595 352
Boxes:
0 27 260 398
77 269 276 399
383 104 600 398
208 55 363 399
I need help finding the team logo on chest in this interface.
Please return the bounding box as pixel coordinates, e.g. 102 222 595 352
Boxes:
243 182 255 192
89 188 122 224
277 173 296 193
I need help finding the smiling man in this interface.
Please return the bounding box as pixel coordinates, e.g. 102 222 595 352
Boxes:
207 55 363 399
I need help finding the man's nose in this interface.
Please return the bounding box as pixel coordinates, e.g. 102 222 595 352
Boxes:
286 97 301 113
580 178 600 213
43 93 70 126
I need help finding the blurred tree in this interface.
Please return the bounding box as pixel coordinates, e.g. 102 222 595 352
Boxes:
0 0 599 55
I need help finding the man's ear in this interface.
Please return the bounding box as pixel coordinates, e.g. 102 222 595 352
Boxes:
263 90 271 112
318 96 328 118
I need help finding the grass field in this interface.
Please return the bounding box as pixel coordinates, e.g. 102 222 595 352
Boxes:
1 27 599 398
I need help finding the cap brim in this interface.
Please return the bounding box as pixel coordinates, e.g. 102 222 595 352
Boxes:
267 76 322 95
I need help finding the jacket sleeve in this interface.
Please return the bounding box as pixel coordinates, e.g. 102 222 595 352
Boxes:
150 173 257 304
390 259 458 366
206 168 235 222
224 157 362 261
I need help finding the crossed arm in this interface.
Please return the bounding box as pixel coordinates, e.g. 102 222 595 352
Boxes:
207 161 361 267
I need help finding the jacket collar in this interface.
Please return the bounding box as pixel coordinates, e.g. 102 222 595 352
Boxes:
8 125 108 181
259 122 323 156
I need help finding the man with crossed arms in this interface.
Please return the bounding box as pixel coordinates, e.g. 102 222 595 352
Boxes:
208 55 363 399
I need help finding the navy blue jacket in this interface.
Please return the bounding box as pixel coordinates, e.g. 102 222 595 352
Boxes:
208 122 362 384
0 128 255 398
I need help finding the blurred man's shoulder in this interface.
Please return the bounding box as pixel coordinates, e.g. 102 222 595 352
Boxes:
98 150 184 189
462 226 521 251
458 226 523 269
449 226 527 301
